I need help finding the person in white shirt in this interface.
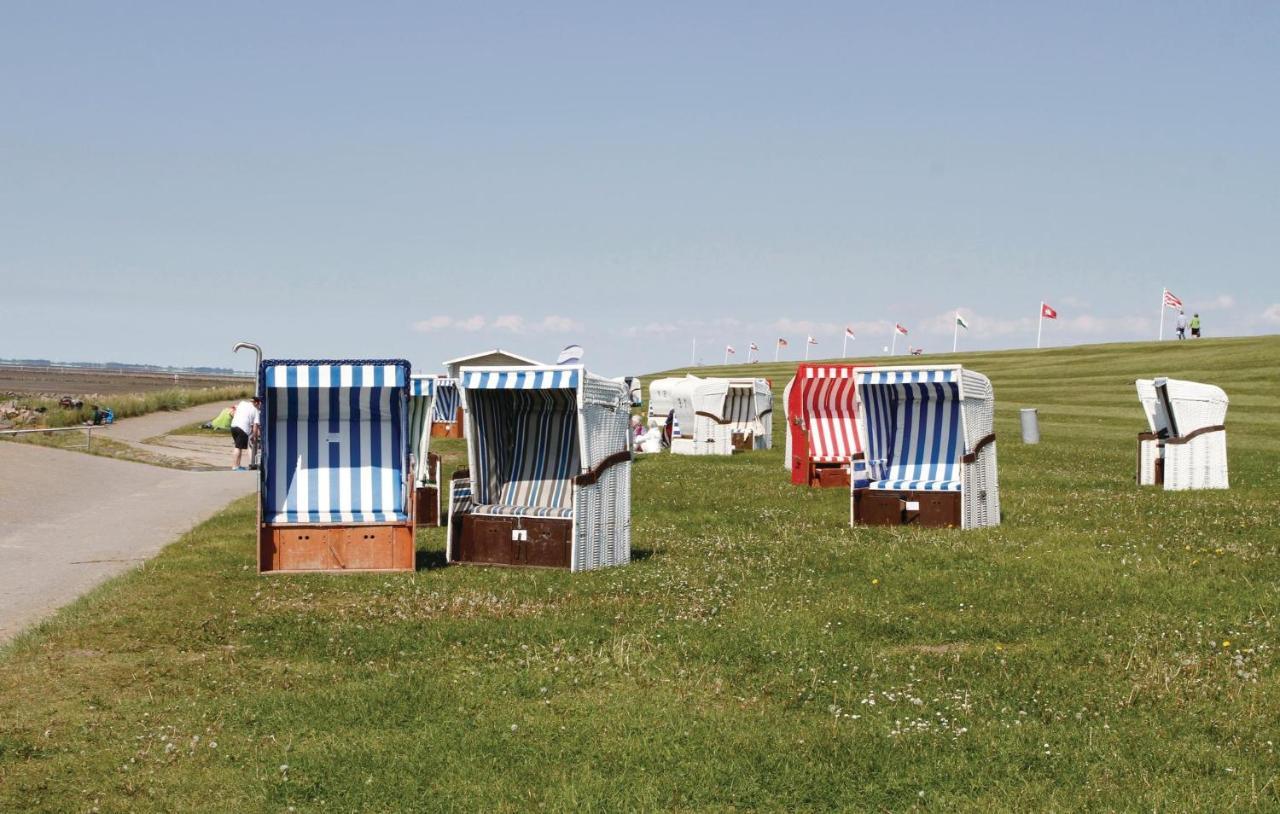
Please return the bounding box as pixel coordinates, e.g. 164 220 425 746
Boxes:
230 397 261 471
1176 310 1187 340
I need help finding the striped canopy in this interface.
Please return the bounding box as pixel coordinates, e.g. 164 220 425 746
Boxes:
467 389 580 518
261 360 411 523
462 367 580 390
856 367 965 492
797 365 861 464
410 377 435 397
432 379 460 423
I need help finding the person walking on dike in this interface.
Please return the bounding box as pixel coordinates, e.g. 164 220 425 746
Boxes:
1190 313 1201 338
230 396 261 471
1176 309 1187 340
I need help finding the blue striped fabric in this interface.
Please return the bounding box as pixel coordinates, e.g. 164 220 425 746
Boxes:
468 389 579 517
261 360 411 523
410 377 435 398
858 370 963 492
432 379 460 423
462 368 580 390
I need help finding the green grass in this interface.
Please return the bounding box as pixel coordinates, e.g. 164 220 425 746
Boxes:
13 385 251 429
2 336 1279 811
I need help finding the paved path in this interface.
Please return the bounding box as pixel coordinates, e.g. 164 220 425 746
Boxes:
0 403 255 643
98 401 244 470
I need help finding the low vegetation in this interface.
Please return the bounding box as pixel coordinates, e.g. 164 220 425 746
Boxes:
1 336 1277 810
11 385 251 429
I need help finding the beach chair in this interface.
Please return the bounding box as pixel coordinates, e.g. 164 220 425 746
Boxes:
784 364 866 487
409 375 444 526
429 378 463 438
257 360 415 573
647 376 772 455
851 365 999 529
1136 378 1228 490
447 365 631 570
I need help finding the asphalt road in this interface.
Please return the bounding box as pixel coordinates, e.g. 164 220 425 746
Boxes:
0 407 255 643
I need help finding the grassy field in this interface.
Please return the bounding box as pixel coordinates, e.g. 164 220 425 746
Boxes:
1 336 1278 811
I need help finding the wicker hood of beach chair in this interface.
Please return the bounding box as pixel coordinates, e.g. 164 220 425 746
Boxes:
1135 377 1229 490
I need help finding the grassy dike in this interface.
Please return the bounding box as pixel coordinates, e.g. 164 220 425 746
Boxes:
1 336 1278 811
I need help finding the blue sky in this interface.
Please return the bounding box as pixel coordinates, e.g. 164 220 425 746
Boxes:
2 2 1277 375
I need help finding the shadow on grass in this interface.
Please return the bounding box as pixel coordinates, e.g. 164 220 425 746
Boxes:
415 549 449 571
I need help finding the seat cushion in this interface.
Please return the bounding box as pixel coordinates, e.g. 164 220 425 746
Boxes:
470 503 575 519
868 479 961 492
268 510 410 524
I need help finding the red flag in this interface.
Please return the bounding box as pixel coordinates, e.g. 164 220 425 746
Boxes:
725 345 736 355
894 323 908 335
845 326 855 339
1163 289 1183 309
1041 303 1058 320
777 338 788 347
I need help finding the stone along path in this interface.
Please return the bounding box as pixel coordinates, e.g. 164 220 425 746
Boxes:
0 402 255 642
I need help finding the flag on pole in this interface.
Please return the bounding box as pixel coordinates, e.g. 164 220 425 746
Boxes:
556 344 583 364
955 315 969 330
749 342 759 351
807 335 818 345
725 345 735 355
777 338 788 347
845 326 855 339
1040 303 1058 320
1163 289 1183 309
895 323 909 335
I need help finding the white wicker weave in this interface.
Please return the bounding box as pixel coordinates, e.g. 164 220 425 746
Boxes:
1135 378 1229 491
647 375 772 456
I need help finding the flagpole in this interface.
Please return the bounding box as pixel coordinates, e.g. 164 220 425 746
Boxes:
890 329 897 356
774 341 780 362
953 311 959 354
842 332 848 358
804 340 810 361
691 337 696 366
1037 303 1043 349
1158 288 1165 341
723 347 728 365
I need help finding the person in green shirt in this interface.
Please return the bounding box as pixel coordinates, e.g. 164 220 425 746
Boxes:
1190 313 1202 338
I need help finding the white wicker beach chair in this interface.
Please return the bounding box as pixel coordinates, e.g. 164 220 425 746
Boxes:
447 365 631 571
784 364 867 488
258 360 415 572
1135 378 1228 490
851 365 999 529
646 376 771 455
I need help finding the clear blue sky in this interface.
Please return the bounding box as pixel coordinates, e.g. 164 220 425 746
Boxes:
3 2 1277 374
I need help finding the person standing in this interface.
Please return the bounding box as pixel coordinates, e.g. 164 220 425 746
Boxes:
1176 310 1187 340
230 396 261 471
1190 313 1202 338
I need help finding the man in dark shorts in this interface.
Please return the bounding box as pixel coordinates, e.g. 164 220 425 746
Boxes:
1190 313 1202 338
230 396 261 471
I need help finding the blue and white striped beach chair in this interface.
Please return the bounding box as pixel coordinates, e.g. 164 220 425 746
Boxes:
258 360 416 572
851 365 999 529
409 375 445 526
447 365 632 571
430 378 462 438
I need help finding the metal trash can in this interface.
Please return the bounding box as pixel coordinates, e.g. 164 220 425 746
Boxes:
1020 408 1040 444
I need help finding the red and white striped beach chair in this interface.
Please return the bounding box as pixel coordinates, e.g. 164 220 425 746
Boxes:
783 364 867 488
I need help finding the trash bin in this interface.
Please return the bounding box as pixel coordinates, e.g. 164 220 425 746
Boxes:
1020 408 1040 444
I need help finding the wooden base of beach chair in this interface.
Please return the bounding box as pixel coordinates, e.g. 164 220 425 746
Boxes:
258 522 416 573
732 432 754 452
431 422 463 439
853 490 962 528
808 462 850 489
414 486 440 526
451 514 572 569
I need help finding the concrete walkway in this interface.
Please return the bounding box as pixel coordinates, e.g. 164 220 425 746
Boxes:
0 403 255 643
99 401 246 470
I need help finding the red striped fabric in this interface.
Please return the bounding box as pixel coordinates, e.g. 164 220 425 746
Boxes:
801 365 862 462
